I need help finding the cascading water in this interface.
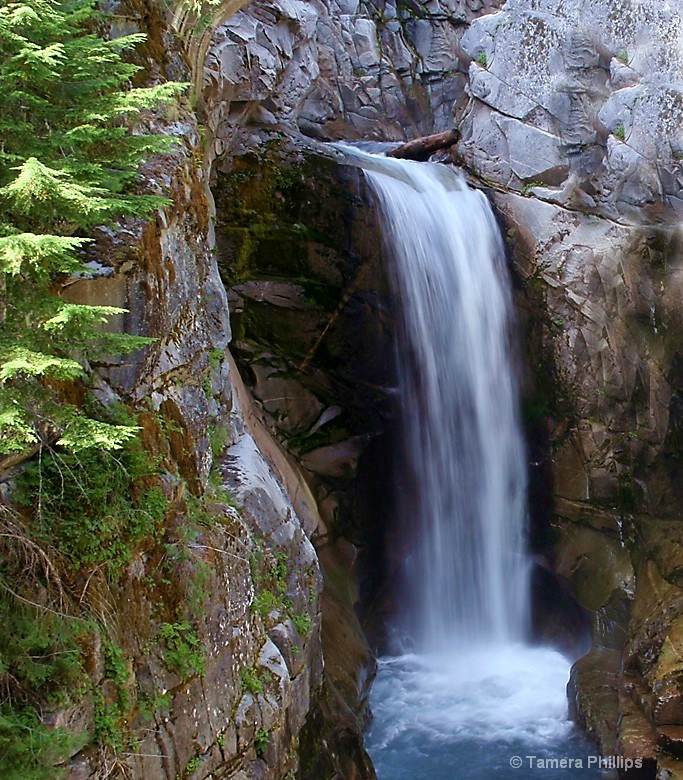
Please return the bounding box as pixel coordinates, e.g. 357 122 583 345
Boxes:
335 146 599 779
365 157 529 649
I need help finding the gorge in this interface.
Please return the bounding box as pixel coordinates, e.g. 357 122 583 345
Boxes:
2 1 683 779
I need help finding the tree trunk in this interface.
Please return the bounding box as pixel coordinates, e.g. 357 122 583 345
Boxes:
387 129 461 161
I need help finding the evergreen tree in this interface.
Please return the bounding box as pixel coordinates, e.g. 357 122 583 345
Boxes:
0 0 184 455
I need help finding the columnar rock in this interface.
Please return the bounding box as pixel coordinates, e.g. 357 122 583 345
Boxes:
203 0 502 153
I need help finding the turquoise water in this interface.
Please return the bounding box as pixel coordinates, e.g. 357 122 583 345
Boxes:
366 648 602 779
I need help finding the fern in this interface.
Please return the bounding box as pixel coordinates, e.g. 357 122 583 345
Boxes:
0 0 187 455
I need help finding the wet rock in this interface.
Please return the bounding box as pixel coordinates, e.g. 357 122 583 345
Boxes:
568 648 621 753
251 367 324 435
301 436 371 479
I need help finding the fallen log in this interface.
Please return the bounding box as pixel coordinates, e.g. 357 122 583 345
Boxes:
387 129 461 161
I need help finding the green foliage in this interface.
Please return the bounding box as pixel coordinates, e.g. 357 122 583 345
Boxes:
158 621 204 680
241 667 264 696
186 558 212 619
0 595 89 778
292 612 312 638
251 590 281 619
209 424 230 459
0 599 88 700
521 180 545 195
0 704 74 779
614 124 626 141
239 664 273 697
92 638 131 751
249 539 315 639
15 435 169 575
476 51 488 68
184 755 202 777
249 542 290 621
255 727 269 757
209 348 224 370
93 690 124 751
102 640 130 710
184 754 201 776
207 466 240 508
137 689 170 723
0 0 185 455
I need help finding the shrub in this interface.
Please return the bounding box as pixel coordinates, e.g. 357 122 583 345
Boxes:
15 438 168 576
159 621 204 679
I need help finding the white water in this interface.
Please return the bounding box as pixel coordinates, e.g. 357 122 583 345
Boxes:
357 150 529 648
336 147 594 777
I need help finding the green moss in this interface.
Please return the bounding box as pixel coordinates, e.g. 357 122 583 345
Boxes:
214 148 350 290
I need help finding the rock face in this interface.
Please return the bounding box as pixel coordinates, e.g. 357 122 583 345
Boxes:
62 113 324 775
203 0 503 149
458 1 683 222
1 2 332 778
211 138 397 776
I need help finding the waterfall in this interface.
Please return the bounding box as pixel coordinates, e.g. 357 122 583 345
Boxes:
345 149 530 650
335 146 590 778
